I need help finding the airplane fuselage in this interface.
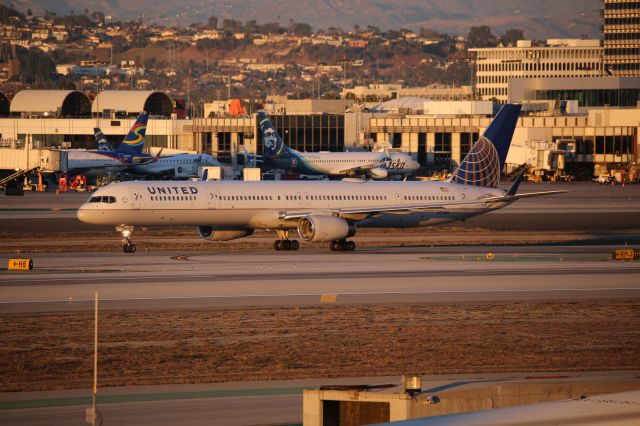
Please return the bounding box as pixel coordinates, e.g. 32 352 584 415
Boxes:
65 150 134 177
78 179 507 230
130 153 217 178
267 150 419 177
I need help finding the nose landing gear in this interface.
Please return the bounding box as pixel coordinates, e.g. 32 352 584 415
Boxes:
117 225 137 253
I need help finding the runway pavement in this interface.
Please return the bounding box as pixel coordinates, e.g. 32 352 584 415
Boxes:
1 182 639 233
1 371 639 426
1 245 639 313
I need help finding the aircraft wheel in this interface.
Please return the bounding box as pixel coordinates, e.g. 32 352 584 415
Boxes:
291 240 300 251
347 241 356 251
334 240 347 251
282 240 292 251
123 243 136 253
329 241 337 251
129 244 136 253
274 240 282 251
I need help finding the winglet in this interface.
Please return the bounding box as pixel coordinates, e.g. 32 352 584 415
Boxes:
507 168 527 196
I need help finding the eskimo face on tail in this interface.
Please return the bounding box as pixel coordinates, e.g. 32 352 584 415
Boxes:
263 128 278 154
258 111 285 158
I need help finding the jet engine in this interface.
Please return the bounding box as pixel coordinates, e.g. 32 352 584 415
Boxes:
197 226 254 241
369 167 389 180
297 216 356 242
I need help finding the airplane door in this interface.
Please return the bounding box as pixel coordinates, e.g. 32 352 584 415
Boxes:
132 189 143 209
395 193 403 204
208 187 220 209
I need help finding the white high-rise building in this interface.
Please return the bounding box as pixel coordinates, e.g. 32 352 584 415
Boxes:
602 0 640 77
470 40 603 102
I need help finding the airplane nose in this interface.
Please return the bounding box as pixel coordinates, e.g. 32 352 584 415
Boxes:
76 205 94 224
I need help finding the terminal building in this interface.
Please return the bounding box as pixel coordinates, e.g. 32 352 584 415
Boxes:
0 89 639 182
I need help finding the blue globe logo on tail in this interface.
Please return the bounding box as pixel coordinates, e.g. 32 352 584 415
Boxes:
450 104 521 188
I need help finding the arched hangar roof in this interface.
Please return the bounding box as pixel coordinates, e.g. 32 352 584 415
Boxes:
0 92 9 116
370 96 427 112
92 90 173 117
10 90 91 117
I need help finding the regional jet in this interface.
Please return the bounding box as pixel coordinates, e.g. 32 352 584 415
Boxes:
65 113 153 177
77 104 563 253
93 123 218 179
258 112 420 179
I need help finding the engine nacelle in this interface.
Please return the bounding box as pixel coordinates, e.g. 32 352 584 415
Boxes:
197 226 254 241
369 167 389 180
297 216 356 243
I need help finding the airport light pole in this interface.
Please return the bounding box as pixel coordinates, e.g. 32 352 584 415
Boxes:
86 291 101 425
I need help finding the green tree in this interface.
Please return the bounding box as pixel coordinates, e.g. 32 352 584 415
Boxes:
0 4 23 23
500 29 525 47
293 22 312 37
467 26 497 48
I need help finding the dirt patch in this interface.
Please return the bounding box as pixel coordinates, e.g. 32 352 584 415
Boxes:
1 300 639 392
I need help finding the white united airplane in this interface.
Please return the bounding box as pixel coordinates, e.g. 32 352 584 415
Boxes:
77 104 563 253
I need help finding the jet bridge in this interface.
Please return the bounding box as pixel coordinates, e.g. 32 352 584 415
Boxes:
0 145 67 173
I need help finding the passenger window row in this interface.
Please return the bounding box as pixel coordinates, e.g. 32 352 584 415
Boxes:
404 195 455 201
150 195 196 201
218 194 388 202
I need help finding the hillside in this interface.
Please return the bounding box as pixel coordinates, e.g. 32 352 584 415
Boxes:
8 0 601 39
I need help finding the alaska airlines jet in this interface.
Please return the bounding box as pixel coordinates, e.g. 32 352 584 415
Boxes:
65 113 150 177
78 104 562 253
258 112 420 179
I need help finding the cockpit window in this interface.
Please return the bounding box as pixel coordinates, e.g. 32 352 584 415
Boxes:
88 196 116 203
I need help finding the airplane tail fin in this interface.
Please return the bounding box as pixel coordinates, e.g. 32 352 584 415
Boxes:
116 113 149 156
450 104 521 188
257 111 288 159
93 128 113 151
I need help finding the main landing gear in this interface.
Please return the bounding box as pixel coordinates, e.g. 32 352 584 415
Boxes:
117 225 137 253
273 230 300 251
330 239 356 252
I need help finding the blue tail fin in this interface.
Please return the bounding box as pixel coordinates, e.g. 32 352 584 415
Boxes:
116 113 149 156
93 128 113 152
450 104 521 188
257 111 288 159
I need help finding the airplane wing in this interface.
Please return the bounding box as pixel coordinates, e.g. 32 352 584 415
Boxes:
133 148 163 165
486 190 567 201
335 163 380 175
239 148 263 165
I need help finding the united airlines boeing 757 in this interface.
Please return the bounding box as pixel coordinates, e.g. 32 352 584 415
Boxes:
77 104 563 253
